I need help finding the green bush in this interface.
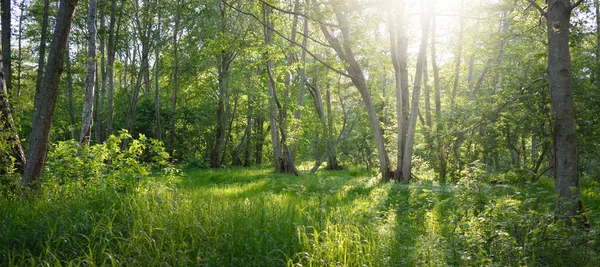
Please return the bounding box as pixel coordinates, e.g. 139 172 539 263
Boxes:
43 131 176 197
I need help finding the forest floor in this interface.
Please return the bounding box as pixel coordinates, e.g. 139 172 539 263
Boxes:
1 166 599 266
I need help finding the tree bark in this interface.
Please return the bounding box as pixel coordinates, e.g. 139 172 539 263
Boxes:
16 1 24 97
597 0 600 91
80 0 97 144
95 16 106 143
22 0 80 187
155 1 162 141
0 53 25 174
401 5 431 182
170 0 181 150
544 0 581 219
264 4 283 172
1 0 11 92
34 0 50 99
65 48 76 139
106 0 123 137
210 2 235 167
263 3 298 175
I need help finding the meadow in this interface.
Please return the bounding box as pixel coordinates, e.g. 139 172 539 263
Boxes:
1 165 599 266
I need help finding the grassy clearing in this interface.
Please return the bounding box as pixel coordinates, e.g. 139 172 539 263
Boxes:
1 166 599 266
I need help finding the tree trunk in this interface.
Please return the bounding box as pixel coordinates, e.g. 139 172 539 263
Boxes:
389 1 409 180
264 4 283 172
263 4 298 175
291 6 308 160
431 11 446 182
1 0 11 92
321 3 390 179
243 102 253 166
544 0 581 219
170 0 181 150
155 3 161 141
597 0 600 91
401 6 431 182
106 0 123 137
65 48 76 139
0 53 25 174
210 6 235 167
80 0 97 144
254 113 264 165
22 0 80 188
16 1 24 97
95 16 106 144
34 0 50 99
450 1 464 108
424 57 432 129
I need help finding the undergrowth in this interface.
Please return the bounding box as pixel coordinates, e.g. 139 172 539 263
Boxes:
1 155 599 266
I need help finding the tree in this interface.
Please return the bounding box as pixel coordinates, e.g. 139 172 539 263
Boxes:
527 0 582 219
0 53 25 174
263 3 298 174
401 0 431 181
319 1 391 179
21 0 80 188
1 0 11 92
34 0 50 98
80 0 98 144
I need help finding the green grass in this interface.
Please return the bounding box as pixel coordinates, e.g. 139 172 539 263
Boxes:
1 166 599 266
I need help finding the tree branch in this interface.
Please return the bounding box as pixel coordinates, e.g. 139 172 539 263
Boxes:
526 0 547 16
569 0 585 13
223 0 351 79
258 0 340 29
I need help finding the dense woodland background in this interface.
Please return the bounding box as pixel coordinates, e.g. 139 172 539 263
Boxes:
4 0 599 180
0 0 599 265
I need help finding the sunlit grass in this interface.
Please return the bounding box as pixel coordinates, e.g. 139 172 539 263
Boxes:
1 167 598 266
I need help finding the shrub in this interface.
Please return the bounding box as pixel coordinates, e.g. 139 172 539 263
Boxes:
43 131 177 197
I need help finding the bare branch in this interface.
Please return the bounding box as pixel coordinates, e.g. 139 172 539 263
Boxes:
223 0 351 79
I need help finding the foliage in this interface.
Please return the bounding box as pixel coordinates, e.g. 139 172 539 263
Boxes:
43 131 175 195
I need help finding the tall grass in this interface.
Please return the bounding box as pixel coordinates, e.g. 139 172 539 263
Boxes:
1 166 599 266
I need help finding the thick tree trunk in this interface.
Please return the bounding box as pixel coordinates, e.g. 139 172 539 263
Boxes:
545 0 581 219
401 7 431 182
22 0 80 187
80 0 97 144
0 53 25 174
34 0 50 98
1 0 11 92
